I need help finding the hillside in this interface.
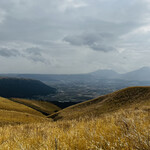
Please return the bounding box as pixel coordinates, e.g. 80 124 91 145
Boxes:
10 98 61 115
49 86 150 120
0 88 149 149
0 97 60 125
0 97 50 125
0 97 43 116
0 77 56 98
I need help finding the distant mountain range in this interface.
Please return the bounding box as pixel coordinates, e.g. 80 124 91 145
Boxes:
1 67 150 82
120 67 150 81
90 69 119 79
90 67 150 81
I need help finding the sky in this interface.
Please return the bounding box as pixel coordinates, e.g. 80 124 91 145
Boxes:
0 0 150 74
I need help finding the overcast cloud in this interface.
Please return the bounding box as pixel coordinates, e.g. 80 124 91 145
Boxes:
0 0 150 74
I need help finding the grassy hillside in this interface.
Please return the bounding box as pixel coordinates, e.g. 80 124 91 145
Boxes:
0 97 51 125
0 97 43 116
0 87 149 149
0 97 60 125
0 77 56 98
10 98 61 115
0 110 50 126
49 86 150 120
0 97 149 149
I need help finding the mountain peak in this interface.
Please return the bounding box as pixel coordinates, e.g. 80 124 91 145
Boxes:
90 69 119 79
121 66 150 81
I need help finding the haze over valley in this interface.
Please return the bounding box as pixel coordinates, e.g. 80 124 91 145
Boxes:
1 67 150 103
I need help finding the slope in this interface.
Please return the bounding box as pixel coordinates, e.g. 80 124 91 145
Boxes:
49 86 150 120
0 97 50 125
10 98 61 115
0 110 50 126
0 88 149 149
0 97 43 116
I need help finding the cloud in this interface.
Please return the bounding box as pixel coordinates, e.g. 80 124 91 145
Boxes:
0 48 20 57
24 47 48 63
25 47 42 56
0 0 150 73
0 46 47 64
64 32 116 52
0 9 6 24
90 44 116 52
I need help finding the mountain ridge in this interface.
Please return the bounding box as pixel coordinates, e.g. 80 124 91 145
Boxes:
0 77 56 98
1 66 150 81
120 67 150 81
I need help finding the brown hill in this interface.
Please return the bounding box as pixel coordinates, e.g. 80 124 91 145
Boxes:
0 97 50 126
10 98 60 115
49 86 150 120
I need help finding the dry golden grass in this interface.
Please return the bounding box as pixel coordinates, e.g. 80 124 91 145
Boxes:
0 97 52 125
0 100 149 150
10 98 60 115
0 87 149 149
0 97 43 116
0 110 50 126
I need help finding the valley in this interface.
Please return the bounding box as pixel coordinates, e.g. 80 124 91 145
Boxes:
0 87 149 149
2 67 150 103
0 71 149 149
